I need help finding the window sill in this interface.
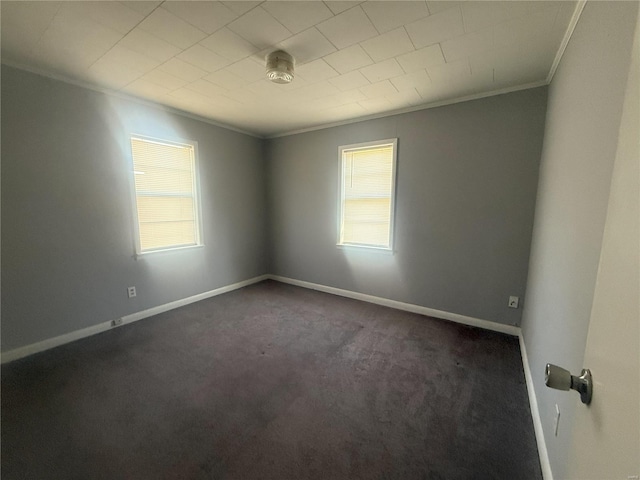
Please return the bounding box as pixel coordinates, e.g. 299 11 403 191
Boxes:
337 243 395 255
134 244 205 259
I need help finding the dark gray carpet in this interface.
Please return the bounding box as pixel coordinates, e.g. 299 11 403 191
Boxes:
2 280 541 479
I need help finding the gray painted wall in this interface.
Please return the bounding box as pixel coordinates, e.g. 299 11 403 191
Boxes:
520 3 639 479
267 87 548 326
1 66 269 351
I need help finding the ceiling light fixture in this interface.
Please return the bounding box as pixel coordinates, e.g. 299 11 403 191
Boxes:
266 50 295 84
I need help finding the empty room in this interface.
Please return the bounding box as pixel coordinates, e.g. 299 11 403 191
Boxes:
1 1 638 479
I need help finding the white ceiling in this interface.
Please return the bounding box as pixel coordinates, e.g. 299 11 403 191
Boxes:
1 1 579 137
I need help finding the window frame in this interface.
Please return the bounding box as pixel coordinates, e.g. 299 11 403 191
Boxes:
337 138 398 253
128 134 204 257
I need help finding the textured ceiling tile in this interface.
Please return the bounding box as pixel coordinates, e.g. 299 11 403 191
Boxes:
37 7 122 54
199 28 259 62
493 56 546 86
305 95 345 111
359 27 415 63
285 75 312 90
323 44 373 74
324 1 363 15
221 1 262 16
361 1 430 33
227 7 292 49
405 7 464 49
162 1 238 35
61 1 144 35
1 1 62 58
0 2 60 47
88 57 145 89
169 86 214 104
426 1 465 15
385 87 423 107
359 58 404 83
359 80 397 99
467 63 495 90
119 28 182 63
295 59 339 83
28 47 97 77
493 7 558 49
289 81 341 100
204 69 250 90
278 27 337 65
316 6 377 49
396 44 445 73
140 69 189 91
184 79 229 98
262 1 333 34
100 44 161 73
322 103 368 123
138 7 207 49
245 78 291 98
440 29 494 63
501 1 560 21
223 90 261 107
158 58 208 82
426 59 470 84
177 44 232 73
461 2 512 33
1 0 578 136
390 69 431 91
226 57 266 83
330 88 367 105
124 77 171 98
359 97 392 112
119 1 162 16
329 70 371 91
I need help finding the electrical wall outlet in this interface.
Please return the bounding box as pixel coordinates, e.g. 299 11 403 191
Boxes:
508 296 519 308
127 286 136 298
554 404 560 436
111 318 123 327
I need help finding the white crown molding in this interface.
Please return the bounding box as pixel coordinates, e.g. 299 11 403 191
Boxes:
3 59 551 141
547 0 587 84
267 80 548 139
4 0 583 143
0 60 262 139
0 274 269 364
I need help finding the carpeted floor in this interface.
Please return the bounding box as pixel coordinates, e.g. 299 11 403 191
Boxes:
1 280 541 479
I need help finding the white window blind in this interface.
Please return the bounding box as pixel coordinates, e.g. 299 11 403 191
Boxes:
338 139 397 250
130 136 202 253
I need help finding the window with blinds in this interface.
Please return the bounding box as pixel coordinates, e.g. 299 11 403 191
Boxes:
338 139 397 250
130 136 202 254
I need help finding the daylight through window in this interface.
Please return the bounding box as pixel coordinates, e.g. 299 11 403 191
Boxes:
338 139 397 250
130 136 202 254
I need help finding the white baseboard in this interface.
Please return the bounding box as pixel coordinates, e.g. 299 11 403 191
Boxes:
267 275 520 336
0 274 269 364
519 333 553 480
2 272 549 478
267 275 553 475
120 274 269 324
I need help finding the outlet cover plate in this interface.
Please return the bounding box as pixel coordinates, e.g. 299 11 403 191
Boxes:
508 296 519 308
